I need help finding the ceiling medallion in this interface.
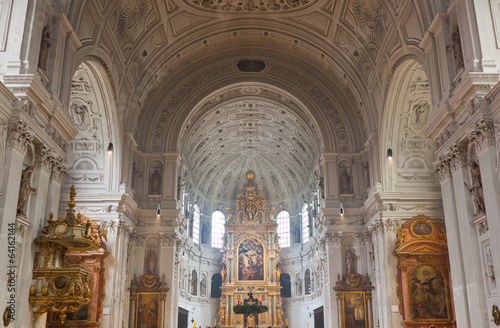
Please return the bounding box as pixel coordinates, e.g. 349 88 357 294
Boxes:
187 0 316 12
118 0 150 32
351 0 382 40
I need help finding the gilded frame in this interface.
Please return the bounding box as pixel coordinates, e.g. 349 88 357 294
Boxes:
135 292 161 328
341 291 368 328
410 220 434 239
407 264 452 324
236 237 267 283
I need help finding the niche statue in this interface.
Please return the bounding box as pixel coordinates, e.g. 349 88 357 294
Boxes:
17 165 36 215
150 169 162 194
145 248 157 274
38 26 57 71
345 246 356 274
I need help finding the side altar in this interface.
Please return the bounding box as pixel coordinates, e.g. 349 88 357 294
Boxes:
219 172 283 328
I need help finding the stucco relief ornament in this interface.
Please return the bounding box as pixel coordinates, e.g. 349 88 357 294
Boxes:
352 0 383 40
118 0 149 36
188 0 315 12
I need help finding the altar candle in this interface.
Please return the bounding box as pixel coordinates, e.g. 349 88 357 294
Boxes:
286 319 288 326
194 322 195 328
307 322 309 328
215 319 216 326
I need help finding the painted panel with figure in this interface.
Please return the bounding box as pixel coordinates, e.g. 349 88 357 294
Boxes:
410 265 448 320
238 238 264 281
136 293 160 328
342 291 367 328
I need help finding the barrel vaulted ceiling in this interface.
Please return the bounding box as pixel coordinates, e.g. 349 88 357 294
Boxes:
65 0 437 209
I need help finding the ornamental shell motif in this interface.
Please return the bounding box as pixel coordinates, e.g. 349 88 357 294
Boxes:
187 0 316 12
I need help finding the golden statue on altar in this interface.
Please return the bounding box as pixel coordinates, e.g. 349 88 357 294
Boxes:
218 172 283 327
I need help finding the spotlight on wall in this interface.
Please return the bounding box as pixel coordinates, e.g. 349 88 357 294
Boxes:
156 204 161 217
339 203 344 216
107 142 114 154
386 141 392 159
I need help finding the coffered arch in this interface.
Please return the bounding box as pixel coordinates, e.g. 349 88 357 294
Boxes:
134 50 368 154
177 83 325 210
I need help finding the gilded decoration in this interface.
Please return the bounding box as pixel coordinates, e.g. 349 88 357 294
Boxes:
129 274 169 328
219 173 282 327
30 186 107 324
493 304 500 326
394 215 456 328
334 273 374 328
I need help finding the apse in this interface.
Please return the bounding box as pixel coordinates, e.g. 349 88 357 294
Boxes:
178 83 324 212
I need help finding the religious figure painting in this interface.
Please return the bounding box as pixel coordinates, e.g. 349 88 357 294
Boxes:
410 265 448 320
342 291 367 328
238 238 264 281
136 293 160 328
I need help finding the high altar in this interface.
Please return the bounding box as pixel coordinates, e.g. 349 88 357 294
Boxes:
219 172 283 328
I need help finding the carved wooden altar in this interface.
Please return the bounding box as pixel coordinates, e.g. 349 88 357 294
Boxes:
219 172 283 328
334 273 374 328
394 215 456 328
129 274 170 328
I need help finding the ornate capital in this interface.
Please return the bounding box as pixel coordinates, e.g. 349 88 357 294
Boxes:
7 119 33 154
159 233 175 246
468 119 495 152
434 154 451 183
326 231 343 246
130 232 146 246
51 157 68 184
35 144 56 173
448 144 467 174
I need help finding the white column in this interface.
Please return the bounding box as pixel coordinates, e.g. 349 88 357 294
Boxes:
325 231 342 327
449 145 489 326
469 121 500 307
322 153 339 208
0 120 32 308
434 154 471 327
16 144 53 328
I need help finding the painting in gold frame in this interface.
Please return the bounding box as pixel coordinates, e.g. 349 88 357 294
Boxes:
408 265 448 321
341 291 367 328
238 238 265 281
135 292 160 328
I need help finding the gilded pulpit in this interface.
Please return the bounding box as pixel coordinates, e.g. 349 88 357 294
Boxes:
219 172 283 328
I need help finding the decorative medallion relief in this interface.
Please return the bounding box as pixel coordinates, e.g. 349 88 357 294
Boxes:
185 0 316 13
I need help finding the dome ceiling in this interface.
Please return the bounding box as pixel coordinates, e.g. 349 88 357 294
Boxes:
179 85 323 211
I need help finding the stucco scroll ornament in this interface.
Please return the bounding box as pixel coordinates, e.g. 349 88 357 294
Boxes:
468 119 495 152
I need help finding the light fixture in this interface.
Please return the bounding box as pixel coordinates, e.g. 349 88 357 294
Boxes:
107 142 114 154
339 203 344 216
156 204 161 217
387 141 392 159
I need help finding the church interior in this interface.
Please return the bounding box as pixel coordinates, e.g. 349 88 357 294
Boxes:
1 0 500 327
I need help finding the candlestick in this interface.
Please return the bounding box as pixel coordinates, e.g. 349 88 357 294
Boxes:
215 318 216 326
286 318 288 326
193 322 195 328
307 322 309 328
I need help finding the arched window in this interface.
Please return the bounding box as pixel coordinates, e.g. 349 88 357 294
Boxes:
302 204 310 243
276 210 291 248
280 273 291 297
191 270 198 295
192 205 200 244
211 211 225 248
305 269 311 295
211 273 222 298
